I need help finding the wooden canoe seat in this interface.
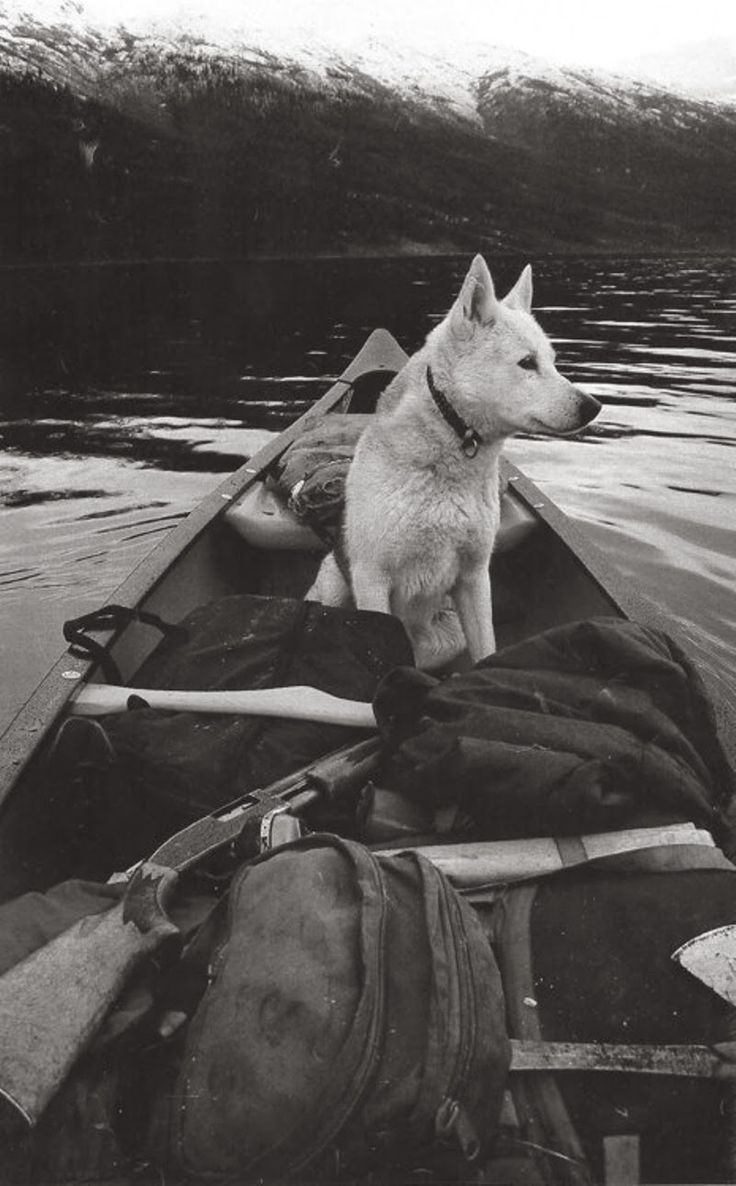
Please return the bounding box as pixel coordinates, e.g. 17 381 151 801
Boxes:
224 480 538 555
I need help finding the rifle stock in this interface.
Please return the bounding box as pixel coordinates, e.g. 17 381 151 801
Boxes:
0 735 381 1127
0 863 179 1126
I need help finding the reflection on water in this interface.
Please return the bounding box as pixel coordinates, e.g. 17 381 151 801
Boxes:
1 253 735 731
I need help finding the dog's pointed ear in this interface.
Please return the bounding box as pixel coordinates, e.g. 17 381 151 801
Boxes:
504 265 533 313
450 255 498 333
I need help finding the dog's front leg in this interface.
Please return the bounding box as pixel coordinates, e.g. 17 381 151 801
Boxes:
454 566 495 662
305 552 352 606
351 564 392 616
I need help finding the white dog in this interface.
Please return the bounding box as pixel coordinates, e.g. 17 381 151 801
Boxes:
308 255 600 669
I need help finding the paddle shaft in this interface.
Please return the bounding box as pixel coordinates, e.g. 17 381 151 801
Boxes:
71 683 376 728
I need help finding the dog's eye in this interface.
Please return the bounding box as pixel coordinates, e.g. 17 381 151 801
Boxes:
518 354 538 371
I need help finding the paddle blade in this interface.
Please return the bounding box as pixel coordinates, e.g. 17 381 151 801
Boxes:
672 924 736 1007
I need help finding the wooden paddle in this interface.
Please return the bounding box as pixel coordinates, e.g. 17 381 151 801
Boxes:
71 683 377 728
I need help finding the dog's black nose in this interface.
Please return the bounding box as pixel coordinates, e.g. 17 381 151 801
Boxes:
575 388 601 425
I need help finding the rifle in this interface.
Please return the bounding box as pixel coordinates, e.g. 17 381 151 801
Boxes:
0 735 381 1128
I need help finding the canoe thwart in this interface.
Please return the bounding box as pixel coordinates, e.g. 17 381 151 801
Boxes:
509 1039 736 1078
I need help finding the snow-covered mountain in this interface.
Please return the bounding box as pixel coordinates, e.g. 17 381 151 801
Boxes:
622 37 736 104
3 0 734 125
1 1 735 261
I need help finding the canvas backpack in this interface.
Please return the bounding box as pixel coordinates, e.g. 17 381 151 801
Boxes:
156 834 511 1182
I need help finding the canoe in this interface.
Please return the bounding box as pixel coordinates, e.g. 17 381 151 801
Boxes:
2 329 736 1185
0 326 735 903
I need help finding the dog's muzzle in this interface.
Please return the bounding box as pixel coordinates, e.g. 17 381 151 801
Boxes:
574 388 602 426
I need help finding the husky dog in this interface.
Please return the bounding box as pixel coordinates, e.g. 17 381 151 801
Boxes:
307 255 600 669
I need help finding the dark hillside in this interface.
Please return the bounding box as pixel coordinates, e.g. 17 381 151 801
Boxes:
476 70 736 245
1 32 735 262
0 63 592 261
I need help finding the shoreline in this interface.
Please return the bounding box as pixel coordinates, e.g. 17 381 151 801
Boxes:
1 242 735 271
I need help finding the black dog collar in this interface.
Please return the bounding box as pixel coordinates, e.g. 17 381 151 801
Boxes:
426 366 482 458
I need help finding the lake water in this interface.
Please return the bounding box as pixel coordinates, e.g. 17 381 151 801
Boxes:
1 253 735 735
